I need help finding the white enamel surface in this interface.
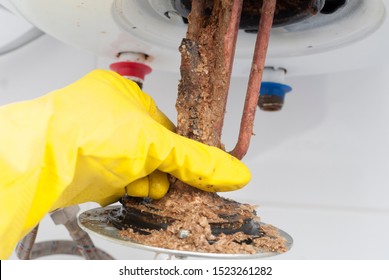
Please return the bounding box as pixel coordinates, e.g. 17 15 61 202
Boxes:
6 0 389 76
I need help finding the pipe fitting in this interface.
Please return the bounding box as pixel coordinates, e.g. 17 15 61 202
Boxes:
258 67 292 111
111 52 153 89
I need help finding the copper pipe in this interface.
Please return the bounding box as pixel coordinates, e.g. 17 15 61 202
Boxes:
224 0 244 92
230 0 277 159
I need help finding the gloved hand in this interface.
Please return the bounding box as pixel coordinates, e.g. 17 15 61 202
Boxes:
0 69 251 259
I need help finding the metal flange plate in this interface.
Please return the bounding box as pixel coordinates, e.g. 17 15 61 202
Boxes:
78 205 293 259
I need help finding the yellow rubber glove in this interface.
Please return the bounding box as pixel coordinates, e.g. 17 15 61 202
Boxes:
0 69 251 259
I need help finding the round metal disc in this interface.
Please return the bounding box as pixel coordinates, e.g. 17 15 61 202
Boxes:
78 206 293 259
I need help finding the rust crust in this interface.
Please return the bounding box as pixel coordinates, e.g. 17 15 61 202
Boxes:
176 0 242 148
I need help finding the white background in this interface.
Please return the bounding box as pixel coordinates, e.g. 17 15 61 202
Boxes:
1 4 389 260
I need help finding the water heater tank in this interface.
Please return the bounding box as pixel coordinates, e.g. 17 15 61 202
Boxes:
6 0 389 76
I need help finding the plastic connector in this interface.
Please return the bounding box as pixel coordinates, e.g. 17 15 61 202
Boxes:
258 67 292 111
258 82 292 111
110 61 152 89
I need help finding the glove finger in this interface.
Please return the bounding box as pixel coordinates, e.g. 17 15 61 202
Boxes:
145 122 252 192
148 170 170 199
125 171 170 199
126 176 149 198
147 102 176 132
117 74 175 132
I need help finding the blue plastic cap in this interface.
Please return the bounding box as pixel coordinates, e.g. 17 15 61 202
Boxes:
260 82 292 97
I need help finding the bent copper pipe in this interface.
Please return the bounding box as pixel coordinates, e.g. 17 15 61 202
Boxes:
230 0 277 160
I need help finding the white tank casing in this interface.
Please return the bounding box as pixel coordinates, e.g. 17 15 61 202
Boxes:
6 0 389 76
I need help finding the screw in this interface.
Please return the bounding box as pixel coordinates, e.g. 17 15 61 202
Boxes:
178 229 190 239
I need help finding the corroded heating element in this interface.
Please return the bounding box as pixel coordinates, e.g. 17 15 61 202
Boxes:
109 0 278 247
